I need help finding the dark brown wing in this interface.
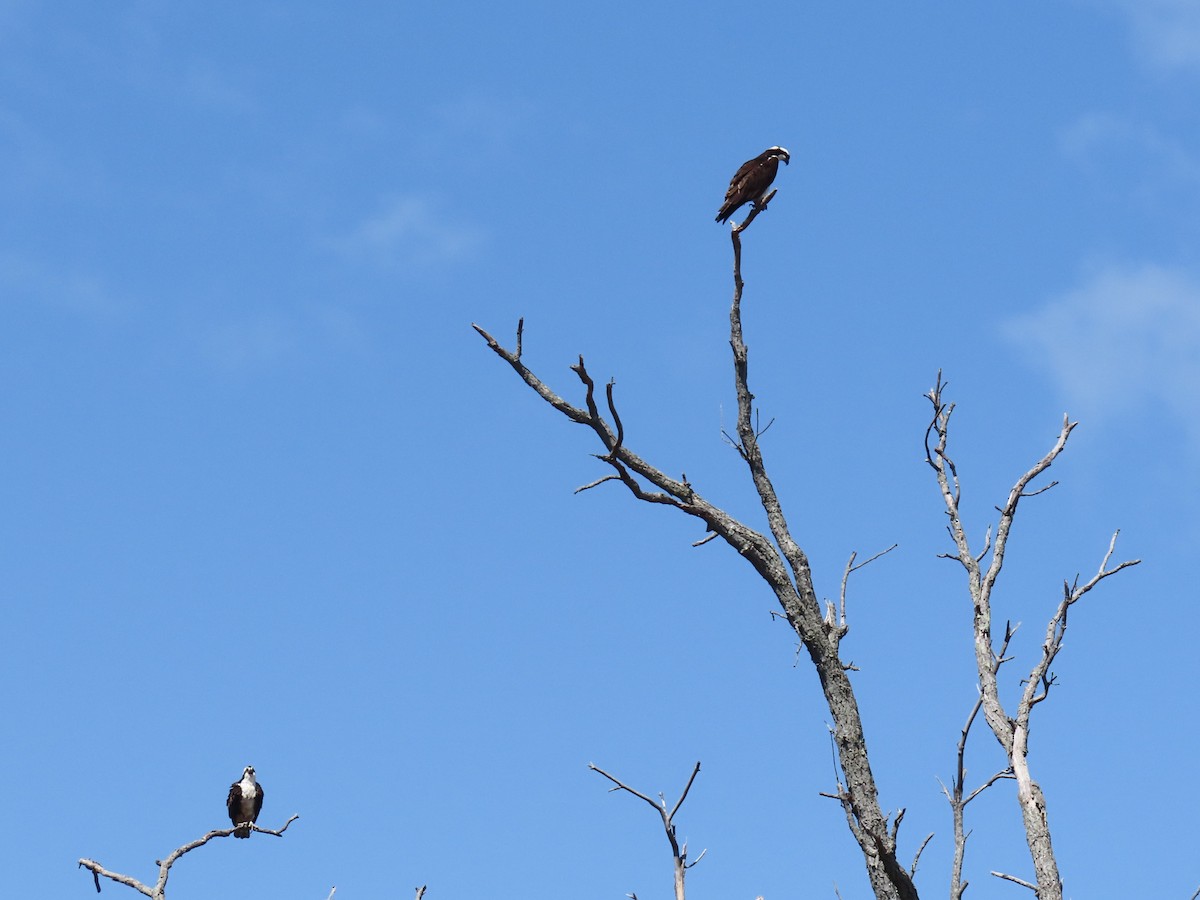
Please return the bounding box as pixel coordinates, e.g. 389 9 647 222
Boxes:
250 783 264 823
716 157 758 223
226 782 241 826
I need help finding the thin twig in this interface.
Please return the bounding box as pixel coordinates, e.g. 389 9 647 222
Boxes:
669 762 702 821
575 474 620 494
837 543 898 635
991 870 1038 891
910 832 934 877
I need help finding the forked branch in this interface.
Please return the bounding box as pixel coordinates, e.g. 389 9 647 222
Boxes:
829 544 898 639
939 621 1019 900
925 372 1139 900
590 762 704 900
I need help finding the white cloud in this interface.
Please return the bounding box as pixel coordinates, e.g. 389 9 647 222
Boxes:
1005 264 1200 439
332 195 484 271
1107 0 1200 70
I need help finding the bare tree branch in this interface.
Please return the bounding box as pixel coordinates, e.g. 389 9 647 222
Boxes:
78 858 151 898
575 474 620 494
1020 530 1140 717
910 832 934 878
835 544 898 635
991 870 1038 891
731 188 778 234
78 816 299 899
604 379 625 459
669 761 703 822
415 886 427 900
590 762 704 900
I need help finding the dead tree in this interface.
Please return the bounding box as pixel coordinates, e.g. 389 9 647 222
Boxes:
475 196 917 899
78 816 299 899
925 374 1138 899
474 192 1135 897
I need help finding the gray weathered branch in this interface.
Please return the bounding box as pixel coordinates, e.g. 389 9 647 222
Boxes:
590 761 703 900
727 222 915 900
940 625 1017 900
78 816 299 899
833 544 898 636
925 371 1139 900
991 869 1038 891
475 212 917 900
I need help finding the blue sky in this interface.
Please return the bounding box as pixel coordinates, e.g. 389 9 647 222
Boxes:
2 2 1197 898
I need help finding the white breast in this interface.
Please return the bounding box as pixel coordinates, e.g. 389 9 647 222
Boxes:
235 783 256 813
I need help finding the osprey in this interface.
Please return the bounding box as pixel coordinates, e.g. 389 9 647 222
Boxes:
226 765 264 838
715 146 790 224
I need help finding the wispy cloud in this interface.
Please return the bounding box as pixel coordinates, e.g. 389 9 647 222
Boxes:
337 91 534 172
199 311 299 372
1105 0 1200 71
0 105 92 198
197 303 370 373
0 0 35 45
428 93 534 156
331 195 484 271
0 251 125 316
180 62 256 115
1059 112 1200 189
1004 264 1200 441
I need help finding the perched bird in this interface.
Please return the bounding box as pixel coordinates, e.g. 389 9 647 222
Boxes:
715 146 790 224
226 765 264 838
